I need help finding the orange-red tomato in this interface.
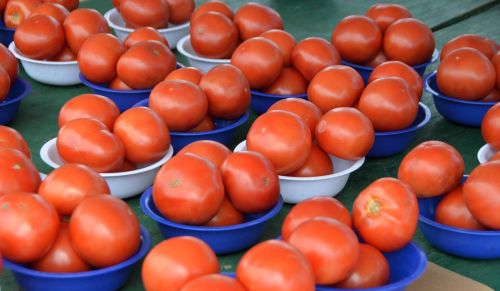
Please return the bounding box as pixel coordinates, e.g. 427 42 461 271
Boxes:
190 0 233 22
369 60 423 99
489 151 500 162
0 43 19 82
203 196 244 227
492 51 500 89
189 115 215 132
63 8 110 53
436 184 485 230
364 50 388 67
165 0 194 24
289 143 333 177
30 2 69 23
112 0 121 10
267 98 322 135
234 2 283 41
0 67 9 102
260 29 296 66
120 0 170 29
263 67 307 95
190 12 239 59
108 76 132 90
0 125 31 158
482 103 500 150
482 88 500 102
165 67 203 85
58 93 120 130
3 0 41 29
177 140 231 169
49 45 77 61
365 3 412 32
43 0 78 11
0 0 5 12
440 34 498 60
0 149 41 197
110 159 137 172
181 274 246 291
123 27 169 49
291 37 341 82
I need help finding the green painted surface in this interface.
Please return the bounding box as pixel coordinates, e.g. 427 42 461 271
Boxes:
1 0 500 290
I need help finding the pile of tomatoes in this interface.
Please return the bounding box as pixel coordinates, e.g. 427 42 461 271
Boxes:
0 42 18 101
2 0 78 29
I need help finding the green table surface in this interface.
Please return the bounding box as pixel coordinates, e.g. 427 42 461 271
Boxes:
1 0 500 290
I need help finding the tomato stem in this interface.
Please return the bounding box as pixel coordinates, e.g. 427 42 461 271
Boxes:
366 199 381 216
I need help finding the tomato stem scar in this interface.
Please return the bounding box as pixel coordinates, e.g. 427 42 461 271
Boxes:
366 199 381 216
170 179 182 188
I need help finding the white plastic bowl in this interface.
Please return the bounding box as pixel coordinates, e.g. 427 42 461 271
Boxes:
176 35 231 72
477 144 497 164
104 8 189 48
234 141 365 204
8 42 81 86
39 138 173 199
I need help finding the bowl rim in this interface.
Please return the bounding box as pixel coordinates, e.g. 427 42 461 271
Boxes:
79 74 152 94
8 42 78 66
140 186 284 231
0 77 32 106
2 225 151 278
374 102 432 136
39 137 174 177
341 48 439 70
104 8 189 33
249 89 307 99
477 143 496 164
176 35 231 63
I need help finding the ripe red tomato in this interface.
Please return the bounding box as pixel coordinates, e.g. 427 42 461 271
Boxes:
234 2 283 40
3 0 41 29
189 115 215 132
335 243 390 288
58 94 120 130
267 98 322 134
365 3 412 32
199 64 250 119
120 0 170 29
398 141 464 197
492 51 500 89
30 2 69 24
260 29 296 67
110 159 137 172
231 37 284 90
57 118 125 173
117 40 176 89
289 143 333 177
369 60 423 99
436 184 485 230
49 45 76 61
236 240 315 291
364 50 388 67
308 65 365 113
315 107 374 160
165 0 194 24
165 67 203 85
0 43 19 82
181 274 246 291
153 153 224 224
437 48 496 100
43 0 78 11
108 76 132 90
481 88 500 102
0 192 59 263
353 177 418 252
177 140 231 169
123 27 169 49
203 196 244 227
0 149 41 197
482 103 500 150
291 37 341 82
112 0 121 10
63 8 110 53
142 236 219 291
190 0 233 22
247 110 311 175
440 34 498 60
263 67 307 95
463 161 500 229
0 125 31 158
331 15 382 64
14 14 65 60
0 67 9 102
149 80 208 131
383 18 435 65
190 12 238 59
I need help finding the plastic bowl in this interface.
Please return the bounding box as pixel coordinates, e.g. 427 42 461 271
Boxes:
0 78 31 124
104 8 189 48
8 42 81 86
0 20 14 47
2 225 151 291
133 98 249 152
342 49 439 84
39 137 174 199
234 141 365 204
425 71 495 127
477 144 497 164
176 35 231 72
367 102 432 158
140 187 283 254
249 90 308 115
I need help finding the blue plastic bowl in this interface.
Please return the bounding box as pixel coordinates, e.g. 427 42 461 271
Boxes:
250 90 307 115
2 225 152 291
0 20 14 47
342 49 439 84
133 98 249 152
424 71 495 127
140 187 283 254
367 102 432 158
0 78 32 125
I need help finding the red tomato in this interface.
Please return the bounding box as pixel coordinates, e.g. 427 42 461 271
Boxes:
49 45 77 61
165 67 203 85
365 3 412 32
331 15 382 64
190 12 238 59
236 240 315 291
189 115 215 132
203 196 244 227
308 65 364 113
0 192 59 263
199 64 250 119
152 153 224 224
335 243 390 288
437 48 496 100
482 103 500 150
383 18 435 65
63 8 110 54
490 151 500 162
181 274 246 291
149 80 208 131
263 67 307 95
247 110 312 175
142 236 219 291
492 51 500 89
353 177 418 252
234 2 283 41
123 27 169 49
3 0 41 29
436 184 485 230
177 140 231 169
0 68 10 102
165 0 194 24
108 76 132 90
260 29 296 66
0 125 31 158
289 143 333 177
440 34 498 60
112 0 121 10
0 0 6 12
0 149 41 197
369 60 423 99
190 0 233 22
43 0 78 11
364 50 388 67
58 93 120 130
110 159 137 172
398 141 464 198
120 0 170 29
315 107 374 160
267 98 322 134
30 2 69 23
0 43 20 82
291 37 341 82
482 89 500 102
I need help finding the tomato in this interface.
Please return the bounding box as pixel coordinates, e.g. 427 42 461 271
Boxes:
0 149 41 197
0 43 19 82
331 15 382 64
120 0 170 29
153 153 224 225
315 107 374 160
112 0 121 10
308 65 364 113
263 67 307 95
117 40 176 89
49 45 77 61
63 8 110 53
365 3 412 33
0 125 31 158
236 240 315 291
110 159 137 172
482 88 500 102
177 140 231 169
14 14 65 60
267 98 322 134
490 151 500 162
335 243 390 288
30 2 68 23
70 195 140 268
359 76 418 131
165 67 203 85
142 236 219 291
58 94 120 130
57 118 125 173
199 64 250 119
234 2 283 41
231 37 284 90
181 274 246 291
0 67 10 102
203 196 244 227
369 60 423 99
482 103 500 150
289 144 333 177
364 50 388 67
149 80 208 131
492 51 500 89
0 192 59 263
109 76 132 90
291 37 341 82
437 48 496 100
260 29 296 67
165 0 194 24
189 115 215 132
124 27 169 49
440 34 498 60
3 0 41 29
247 110 311 175
190 0 233 22
398 141 464 198
78 33 126 84
43 0 78 11
436 184 485 230
31 222 91 272
383 18 435 65
190 12 238 59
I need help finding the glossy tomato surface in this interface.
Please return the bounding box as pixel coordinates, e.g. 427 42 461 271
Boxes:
260 29 296 67
120 0 170 29
291 37 341 82
0 125 31 158
368 60 423 99
233 2 283 40
288 144 333 177
365 3 412 32
165 0 194 24
0 148 41 197
190 12 239 59
124 27 169 49
203 196 244 227
165 67 203 85
190 0 233 22
263 67 307 95
30 2 69 24
267 98 322 134
440 34 498 60
4 0 41 29
177 140 231 169
63 8 110 53
436 184 485 230
58 93 120 130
